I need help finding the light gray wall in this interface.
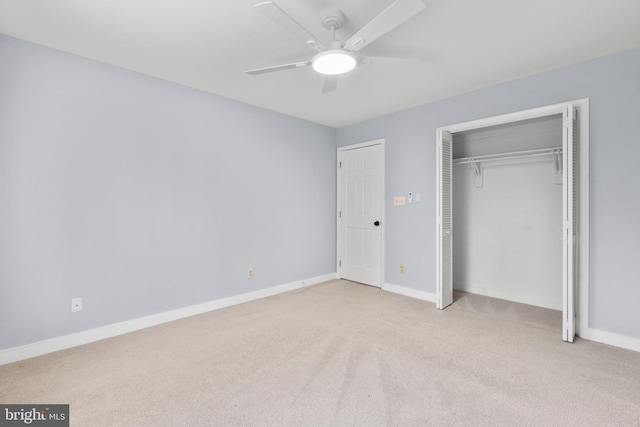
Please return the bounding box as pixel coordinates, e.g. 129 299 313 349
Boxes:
337 47 640 339
0 35 337 350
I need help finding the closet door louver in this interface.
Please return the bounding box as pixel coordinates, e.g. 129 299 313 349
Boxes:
437 130 453 309
563 106 577 342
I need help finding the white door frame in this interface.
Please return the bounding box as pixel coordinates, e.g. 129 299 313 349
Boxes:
435 99 590 338
337 139 385 287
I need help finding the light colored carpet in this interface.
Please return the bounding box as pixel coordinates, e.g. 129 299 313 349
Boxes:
1 279 639 426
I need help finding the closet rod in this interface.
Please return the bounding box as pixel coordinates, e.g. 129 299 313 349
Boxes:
453 148 562 165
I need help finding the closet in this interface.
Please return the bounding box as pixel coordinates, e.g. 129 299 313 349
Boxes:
436 101 584 342
451 115 563 310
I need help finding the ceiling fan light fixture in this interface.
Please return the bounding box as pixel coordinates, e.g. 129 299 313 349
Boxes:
312 50 356 75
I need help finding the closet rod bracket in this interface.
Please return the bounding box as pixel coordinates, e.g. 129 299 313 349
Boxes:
552 149 562 175
470 159 483 188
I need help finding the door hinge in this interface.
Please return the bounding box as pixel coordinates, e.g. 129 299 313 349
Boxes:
339 161 342 168
339 211 342 218
339 260 341 267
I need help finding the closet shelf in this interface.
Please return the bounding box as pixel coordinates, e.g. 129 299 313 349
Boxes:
453 148 562 165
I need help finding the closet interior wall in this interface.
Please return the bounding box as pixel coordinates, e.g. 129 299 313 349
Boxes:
452 115 564 310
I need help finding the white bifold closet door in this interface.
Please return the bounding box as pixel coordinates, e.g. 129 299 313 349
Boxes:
436 105 577 342
436 130 453 309
563 106 577 342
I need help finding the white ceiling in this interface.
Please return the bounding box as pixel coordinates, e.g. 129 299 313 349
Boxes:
1 0 639 128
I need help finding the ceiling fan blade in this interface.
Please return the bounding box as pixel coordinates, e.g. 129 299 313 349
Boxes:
245 61 311 75
360 55 426 65
343 0 427 52
321 76 338 94
253 1 325 52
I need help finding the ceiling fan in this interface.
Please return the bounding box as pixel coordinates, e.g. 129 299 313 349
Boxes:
245 0 428 93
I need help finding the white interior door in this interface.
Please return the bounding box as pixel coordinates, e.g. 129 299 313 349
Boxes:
339 142 383 287
436 130 453 309
562 105 577 342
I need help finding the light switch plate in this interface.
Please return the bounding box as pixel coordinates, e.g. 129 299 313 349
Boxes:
393 196 406 206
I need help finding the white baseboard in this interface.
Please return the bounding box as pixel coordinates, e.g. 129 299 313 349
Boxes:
580 327 640 353
3 273 637 365
0 273 336 366
383 282 437 303
383 283 640 353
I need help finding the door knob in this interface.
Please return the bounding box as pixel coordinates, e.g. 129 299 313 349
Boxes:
374 221 380 226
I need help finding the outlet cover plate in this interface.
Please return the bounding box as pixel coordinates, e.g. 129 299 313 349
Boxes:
71 297 83 313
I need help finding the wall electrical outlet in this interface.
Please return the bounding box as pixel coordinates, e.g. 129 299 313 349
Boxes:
247 268 254 279
71 297 83 313
399 264 405 274
394 196 406 206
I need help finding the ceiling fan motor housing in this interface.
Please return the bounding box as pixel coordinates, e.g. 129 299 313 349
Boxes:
322 9 346 31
